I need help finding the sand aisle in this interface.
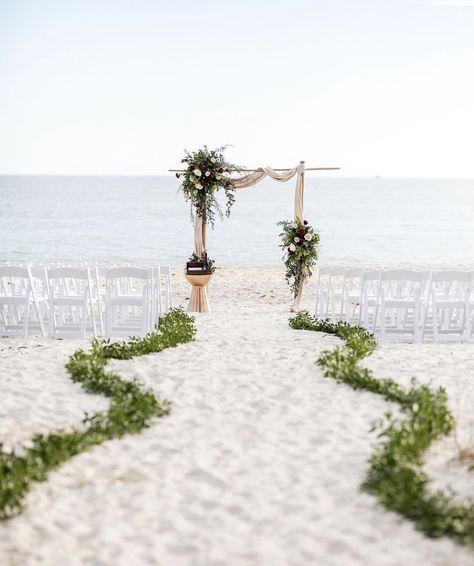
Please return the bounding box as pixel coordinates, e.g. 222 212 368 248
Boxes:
0 268 473 566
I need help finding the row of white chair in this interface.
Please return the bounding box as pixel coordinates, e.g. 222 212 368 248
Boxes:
0 264 172 339
314 266 474 343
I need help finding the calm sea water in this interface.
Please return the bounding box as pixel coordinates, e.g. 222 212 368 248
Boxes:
1 175 473 267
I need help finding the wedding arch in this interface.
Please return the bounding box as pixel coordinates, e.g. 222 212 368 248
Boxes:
170 151 339 312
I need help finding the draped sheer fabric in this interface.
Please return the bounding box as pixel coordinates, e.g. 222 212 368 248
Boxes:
193 163 307 310
229 164 305 223
194 164 305 254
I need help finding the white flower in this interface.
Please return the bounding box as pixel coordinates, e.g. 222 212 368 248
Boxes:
304 233 312 241
289 244 296 252
294 237 299 243
196 182 203 190
291 222 297 229
205 171 211 177
193 168 202 177
211 157 217 163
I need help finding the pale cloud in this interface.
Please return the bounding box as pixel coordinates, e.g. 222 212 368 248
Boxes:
421 0 474 6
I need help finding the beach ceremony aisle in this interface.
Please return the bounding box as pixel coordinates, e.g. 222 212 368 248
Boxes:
0 266 473 566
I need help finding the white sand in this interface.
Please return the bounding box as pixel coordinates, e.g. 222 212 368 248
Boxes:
0 266 473 566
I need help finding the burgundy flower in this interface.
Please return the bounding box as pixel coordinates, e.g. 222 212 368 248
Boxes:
219 168 224 173
175 173 181 179
297 228 306 237
303 220 308 225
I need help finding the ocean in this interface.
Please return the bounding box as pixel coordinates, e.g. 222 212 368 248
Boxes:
1 175 473 267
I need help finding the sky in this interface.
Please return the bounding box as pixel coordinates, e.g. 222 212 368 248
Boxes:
0 0 474 177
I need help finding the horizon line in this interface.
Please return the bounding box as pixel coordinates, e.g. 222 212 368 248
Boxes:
1 173 474 181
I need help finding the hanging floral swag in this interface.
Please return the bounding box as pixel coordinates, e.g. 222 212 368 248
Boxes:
177 146 242 228
278 219 320 297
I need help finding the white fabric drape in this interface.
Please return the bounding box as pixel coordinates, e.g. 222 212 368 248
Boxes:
194 214 206 257
229 164 305 222
193 163 307 310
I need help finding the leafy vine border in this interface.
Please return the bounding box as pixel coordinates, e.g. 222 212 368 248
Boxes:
290 312 474 547
0 308 196 520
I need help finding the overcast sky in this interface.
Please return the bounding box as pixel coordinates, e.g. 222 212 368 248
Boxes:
1 0 473 177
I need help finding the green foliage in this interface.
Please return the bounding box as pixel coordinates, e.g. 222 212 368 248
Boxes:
289 311 474 547
278 219 320 297
0 308 196 520
179 145 242 227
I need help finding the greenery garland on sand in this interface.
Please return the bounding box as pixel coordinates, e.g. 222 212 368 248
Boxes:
0 308 196 520
289 311 474 547
178 146 241 228
278 219 320 297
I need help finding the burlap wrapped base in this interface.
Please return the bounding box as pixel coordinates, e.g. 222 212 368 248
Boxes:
185 274 211 313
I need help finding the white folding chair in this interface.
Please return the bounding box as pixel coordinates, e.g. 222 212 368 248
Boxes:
86 264 106 336
28 266 50 335
342 268 364 323
314 266 346 321
0 266 46 337
375 269 424 343
158 265 172 315
106 267 150 338
314 266 332 319
359 269 381 331
429 270 472 342
326 267 346 321
48 267 97 339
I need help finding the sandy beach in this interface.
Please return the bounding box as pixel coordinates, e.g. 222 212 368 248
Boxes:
1 266 473 566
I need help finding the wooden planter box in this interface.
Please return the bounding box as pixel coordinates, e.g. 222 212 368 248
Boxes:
186 261 212 275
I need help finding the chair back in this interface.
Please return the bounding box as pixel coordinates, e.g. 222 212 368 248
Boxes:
343 268 363 296
106 267 150 297
47 267 92 299
0 265 45 337
361 269 381 294
430 270 472 301
0 266 32 297
379 269 423 301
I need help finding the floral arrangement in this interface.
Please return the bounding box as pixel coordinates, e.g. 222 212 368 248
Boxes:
187 251 216 274
278 218 320 297
177 146 240 227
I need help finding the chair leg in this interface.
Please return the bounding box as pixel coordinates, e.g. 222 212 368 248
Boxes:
106 303 112 339
379 301 385 341
88 288 97 339
24 301 30 338
81 303 87 340
373 302 379 334
49 301 56 338
13 304 21 326
421 303 428 343
158 284 163 319
97 292 104 336
463 303 471 341
414 303 421 343
433 304 440 343
142 303 147 337
358 298 364 327
0 303 7 333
